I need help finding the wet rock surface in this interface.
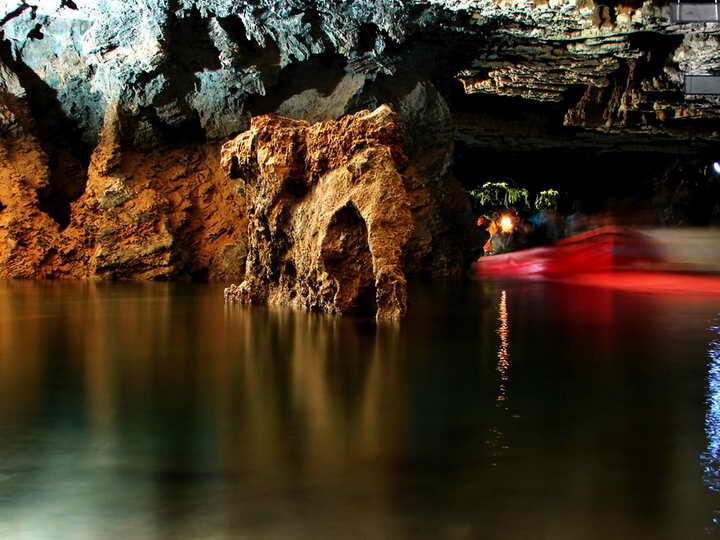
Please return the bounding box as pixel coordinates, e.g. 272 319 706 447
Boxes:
1 1 719 145
0 0 719 317
221 106 414 320
0 96 247 281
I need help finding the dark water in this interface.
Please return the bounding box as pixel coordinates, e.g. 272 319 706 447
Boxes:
0 279 719 539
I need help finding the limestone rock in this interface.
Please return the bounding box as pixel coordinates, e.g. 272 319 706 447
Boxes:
221 105 413 320
1 0 719 146
0 95 62 279
67 140 248 281
0 95 248 281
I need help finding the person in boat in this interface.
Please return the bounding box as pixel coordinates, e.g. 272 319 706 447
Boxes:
565 200 587 237
483 212 517 255
479 214 500 255
476 216 492 256
528 207 561 246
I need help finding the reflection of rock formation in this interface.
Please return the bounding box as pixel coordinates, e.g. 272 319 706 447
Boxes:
5 278 720 537
0 283 44 416
222 106 414 320
0 261 407 521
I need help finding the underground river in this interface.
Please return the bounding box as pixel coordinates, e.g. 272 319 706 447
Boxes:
0 279 719 539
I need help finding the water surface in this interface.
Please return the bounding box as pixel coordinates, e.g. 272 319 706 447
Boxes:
0 279 718 539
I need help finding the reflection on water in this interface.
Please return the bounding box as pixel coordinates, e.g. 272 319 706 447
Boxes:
703 322 720 529
0 280 719 539
487 290 512 467
0 283 407 539
496 290 510 404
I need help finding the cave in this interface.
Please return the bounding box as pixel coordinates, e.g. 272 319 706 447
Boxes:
0 0 717 288
2 2 720 537
321 202 377 316
2 0 717 286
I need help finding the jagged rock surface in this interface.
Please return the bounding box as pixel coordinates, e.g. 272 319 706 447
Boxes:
1 1 720 145
67 133 248 281
0 95 247 280
0 0 719 316
0 91 62 278
221 106 415 320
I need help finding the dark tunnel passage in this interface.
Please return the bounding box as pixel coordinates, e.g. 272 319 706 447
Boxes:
453 143 720 227
440 78 720 228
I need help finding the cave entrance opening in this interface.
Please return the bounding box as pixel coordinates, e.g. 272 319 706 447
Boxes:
322 202 377 316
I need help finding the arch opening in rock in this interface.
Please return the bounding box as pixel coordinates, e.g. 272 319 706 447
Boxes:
321 202 377 316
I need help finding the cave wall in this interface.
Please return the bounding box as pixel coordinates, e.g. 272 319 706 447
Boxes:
0 0 718 301
2 0 720 147
0 92 247 280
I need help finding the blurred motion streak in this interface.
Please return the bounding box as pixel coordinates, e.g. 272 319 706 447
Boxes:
475 225 720 295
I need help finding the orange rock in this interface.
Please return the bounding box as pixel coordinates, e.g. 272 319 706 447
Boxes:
0 94 63 279
221 105 414 320
0 97 247 282
0 97 476 320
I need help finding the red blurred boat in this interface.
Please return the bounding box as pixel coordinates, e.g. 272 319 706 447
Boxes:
472 226 664 278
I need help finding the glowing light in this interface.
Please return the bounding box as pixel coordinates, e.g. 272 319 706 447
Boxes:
500 215 514 234
713 162 720 175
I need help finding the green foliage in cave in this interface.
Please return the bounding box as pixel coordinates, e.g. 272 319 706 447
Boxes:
469 182 530 211
534 189 560 211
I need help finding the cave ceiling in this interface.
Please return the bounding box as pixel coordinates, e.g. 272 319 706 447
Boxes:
0 0 719 152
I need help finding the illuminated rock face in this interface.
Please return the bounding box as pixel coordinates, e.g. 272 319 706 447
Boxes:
0 0 719 305
0 0 719 144
0 96 247 280
0 93 476 295
222 106 413 320
0 92 62 279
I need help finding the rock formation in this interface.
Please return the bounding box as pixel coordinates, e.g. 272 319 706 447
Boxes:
0 89 63 279
0 0 719 317
1 1 720 145
221 106 414 320
0 95 248 281
66 107 248 281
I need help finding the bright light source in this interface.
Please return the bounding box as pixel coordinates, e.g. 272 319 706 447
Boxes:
500 215 514 234
713 161 720 175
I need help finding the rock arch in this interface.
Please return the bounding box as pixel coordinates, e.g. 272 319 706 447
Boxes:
321 201 377 315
